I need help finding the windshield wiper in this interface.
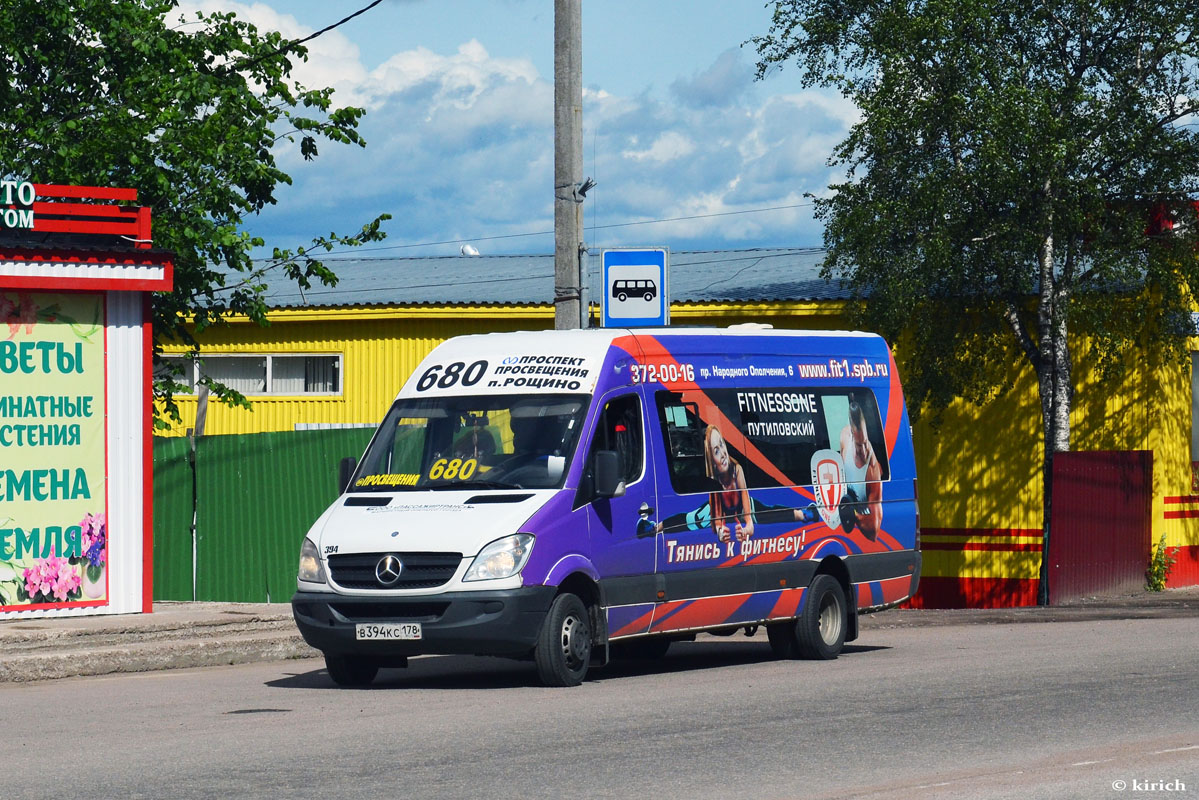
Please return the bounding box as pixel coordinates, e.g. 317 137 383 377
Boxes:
435 479 525 490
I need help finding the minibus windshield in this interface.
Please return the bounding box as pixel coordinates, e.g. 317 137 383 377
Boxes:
349 393 589 491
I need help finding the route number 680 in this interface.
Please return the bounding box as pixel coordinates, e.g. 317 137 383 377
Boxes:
416 360 488 391
428 457 478 481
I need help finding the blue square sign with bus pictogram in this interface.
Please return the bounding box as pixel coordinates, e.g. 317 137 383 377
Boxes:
601 247 669 327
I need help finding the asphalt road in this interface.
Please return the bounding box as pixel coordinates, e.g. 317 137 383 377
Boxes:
5 616 1196 800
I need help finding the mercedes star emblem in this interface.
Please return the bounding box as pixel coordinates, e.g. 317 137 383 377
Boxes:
375 554 403 586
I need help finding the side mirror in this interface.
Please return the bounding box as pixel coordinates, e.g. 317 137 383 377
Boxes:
338 456 357 495
593 450 626 498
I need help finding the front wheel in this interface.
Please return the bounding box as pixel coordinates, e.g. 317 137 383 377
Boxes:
324 654 379 687
767 574 847 660
534 593 592 686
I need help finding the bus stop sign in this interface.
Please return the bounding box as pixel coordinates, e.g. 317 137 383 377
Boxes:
601 247 669 327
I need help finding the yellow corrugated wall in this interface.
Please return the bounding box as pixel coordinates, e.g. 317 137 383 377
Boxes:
913 327 1197 592
1145 342 1197 582
158 300 1198 593
913 354 1046 587
159 305 554 436
157 301 845 437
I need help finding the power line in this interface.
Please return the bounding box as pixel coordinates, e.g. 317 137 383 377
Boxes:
305 201 818 258
225 1 385 75
288 1 385 52
596 202 816 231
245 248 828 299
314 247 828 265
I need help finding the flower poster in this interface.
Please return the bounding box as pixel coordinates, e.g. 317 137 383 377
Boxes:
0 291 107 611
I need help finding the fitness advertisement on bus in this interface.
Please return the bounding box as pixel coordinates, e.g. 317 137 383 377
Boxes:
0 292 108 612
652 384 891 567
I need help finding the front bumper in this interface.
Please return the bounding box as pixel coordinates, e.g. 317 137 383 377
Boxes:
292 586 558 658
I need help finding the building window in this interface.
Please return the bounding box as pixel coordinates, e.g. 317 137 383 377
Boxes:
203 355 267 394
271 355 340 393
154 354 342 396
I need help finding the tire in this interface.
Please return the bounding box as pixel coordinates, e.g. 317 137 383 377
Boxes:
766 622 800 659
612 637 670 660
534 593 592 687
767 574 847 660
643 292 653 302
796 574 848 659
618 292 628 302
324 653 379 687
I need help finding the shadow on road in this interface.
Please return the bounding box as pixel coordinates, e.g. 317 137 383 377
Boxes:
265 637 891 691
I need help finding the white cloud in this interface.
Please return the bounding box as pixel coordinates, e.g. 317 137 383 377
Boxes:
170 3 854 252
363 41 540 114
670 48 755 109
622 132 697 163
174 1 368 104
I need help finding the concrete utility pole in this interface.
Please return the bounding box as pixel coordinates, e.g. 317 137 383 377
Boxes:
553 0 583 329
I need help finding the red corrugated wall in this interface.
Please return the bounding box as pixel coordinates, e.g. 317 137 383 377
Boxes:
1047 450 1152 604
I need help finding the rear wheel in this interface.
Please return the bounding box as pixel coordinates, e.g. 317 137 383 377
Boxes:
767 574 848 660
797 574 847 659
766 622 800 659
324 654 379 687
534 593 592 686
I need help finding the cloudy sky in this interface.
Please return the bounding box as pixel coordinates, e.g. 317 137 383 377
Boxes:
177 0 857 257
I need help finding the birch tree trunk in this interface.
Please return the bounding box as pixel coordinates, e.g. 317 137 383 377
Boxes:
1035 232 1072 605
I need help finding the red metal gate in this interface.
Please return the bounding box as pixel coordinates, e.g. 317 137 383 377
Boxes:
1047 450 1152 604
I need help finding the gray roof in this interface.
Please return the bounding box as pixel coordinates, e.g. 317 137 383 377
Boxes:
258 248 844 309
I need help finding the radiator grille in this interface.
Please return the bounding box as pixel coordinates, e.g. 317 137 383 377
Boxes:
328 552 462 590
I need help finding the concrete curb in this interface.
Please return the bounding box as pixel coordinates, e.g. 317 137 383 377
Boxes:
0 632 316 683
0 602 318 683
864 586 1199 629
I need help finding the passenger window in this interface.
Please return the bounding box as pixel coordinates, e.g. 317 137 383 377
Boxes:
592 394 643 483
656 396 712 494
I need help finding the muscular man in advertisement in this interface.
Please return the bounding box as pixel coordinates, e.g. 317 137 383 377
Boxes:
839 397 883 540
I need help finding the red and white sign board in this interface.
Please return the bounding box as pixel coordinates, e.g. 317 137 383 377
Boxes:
0 184 172 619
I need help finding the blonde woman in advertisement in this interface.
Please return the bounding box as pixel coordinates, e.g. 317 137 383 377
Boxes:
649 419 821 540
704 424 754 543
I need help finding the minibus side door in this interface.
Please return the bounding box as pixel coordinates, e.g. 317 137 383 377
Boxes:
577 387 658 638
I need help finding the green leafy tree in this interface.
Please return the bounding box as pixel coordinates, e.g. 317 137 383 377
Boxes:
0 0 389 425
753 0 1199 603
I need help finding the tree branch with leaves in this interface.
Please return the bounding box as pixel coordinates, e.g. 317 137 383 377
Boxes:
0 0 390 426
753 0 1199 604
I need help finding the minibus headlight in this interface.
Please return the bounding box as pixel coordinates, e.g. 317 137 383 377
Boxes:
464 534 535 581
298 538 327 584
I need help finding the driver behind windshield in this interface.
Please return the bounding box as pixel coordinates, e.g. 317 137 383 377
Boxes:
507 413 572 484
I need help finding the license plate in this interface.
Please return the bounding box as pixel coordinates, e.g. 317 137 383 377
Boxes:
355 622 422 641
